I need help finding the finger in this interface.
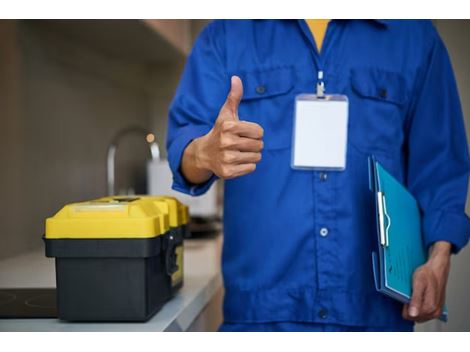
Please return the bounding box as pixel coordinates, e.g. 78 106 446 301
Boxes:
230 121 264 139
226 163 257 179
421 279 438 317
403 303 432 323
408 274 426 319
235 152 262 164
221 75 243 120
431 308 443 320
220 150 261 165
402 304 411 320
234 137 264 152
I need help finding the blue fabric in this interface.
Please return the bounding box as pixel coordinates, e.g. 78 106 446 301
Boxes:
167 20 470 330
218 322 414 332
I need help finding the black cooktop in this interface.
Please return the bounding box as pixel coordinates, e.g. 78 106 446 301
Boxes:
0 288 57 319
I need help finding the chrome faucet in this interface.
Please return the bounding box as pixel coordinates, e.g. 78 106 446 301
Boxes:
106 126 160 196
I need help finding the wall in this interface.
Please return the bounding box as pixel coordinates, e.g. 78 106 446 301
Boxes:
433 20 470 332
0 21 25 258
147 62 185 159
0 21 154 258
147 20 209 158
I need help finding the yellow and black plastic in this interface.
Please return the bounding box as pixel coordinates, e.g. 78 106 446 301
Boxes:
44 196 188 322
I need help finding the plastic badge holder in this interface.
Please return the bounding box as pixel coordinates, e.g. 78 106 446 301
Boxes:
291 94 349 171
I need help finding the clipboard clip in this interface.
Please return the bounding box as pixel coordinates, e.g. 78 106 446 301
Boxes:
377 191 391 247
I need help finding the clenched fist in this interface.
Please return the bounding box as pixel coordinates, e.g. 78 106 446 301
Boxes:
181 76 264 184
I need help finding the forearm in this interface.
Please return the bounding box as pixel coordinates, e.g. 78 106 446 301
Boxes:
181 136 213 185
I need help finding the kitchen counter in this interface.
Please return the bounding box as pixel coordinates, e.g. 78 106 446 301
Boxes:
0 235 223 331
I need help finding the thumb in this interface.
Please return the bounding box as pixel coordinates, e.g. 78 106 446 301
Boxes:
221 75 243 120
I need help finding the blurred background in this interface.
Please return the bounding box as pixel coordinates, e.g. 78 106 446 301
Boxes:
0 20 469 331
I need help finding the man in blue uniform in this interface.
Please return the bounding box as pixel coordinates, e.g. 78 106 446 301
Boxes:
166 20 470 331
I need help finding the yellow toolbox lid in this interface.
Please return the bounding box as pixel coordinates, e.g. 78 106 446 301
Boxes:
147 196 189 228
45 196 173 239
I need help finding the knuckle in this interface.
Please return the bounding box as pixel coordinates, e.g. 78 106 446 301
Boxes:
222 165 236 179
219 136 232 149
423 304 435 315
219 166 230 178
413 266 425 276
413 270 424 281
222 151 234 163
413 276 426 289
221 120 236 132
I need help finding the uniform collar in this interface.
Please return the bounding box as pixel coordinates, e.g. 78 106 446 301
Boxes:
298 19 390 28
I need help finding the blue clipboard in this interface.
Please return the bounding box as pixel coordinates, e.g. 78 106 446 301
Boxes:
368 157 448 322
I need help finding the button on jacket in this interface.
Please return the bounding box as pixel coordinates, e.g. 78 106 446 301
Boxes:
167 20 470 329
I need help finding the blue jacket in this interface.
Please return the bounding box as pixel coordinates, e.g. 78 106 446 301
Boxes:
167 20 470 329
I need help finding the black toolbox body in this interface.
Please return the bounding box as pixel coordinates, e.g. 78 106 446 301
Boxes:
44 234 182 322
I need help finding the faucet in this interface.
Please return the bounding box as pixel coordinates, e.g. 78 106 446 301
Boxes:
106 126 160 196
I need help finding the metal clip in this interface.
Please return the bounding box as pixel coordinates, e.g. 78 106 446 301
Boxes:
316 70 325 98
377 191 390 247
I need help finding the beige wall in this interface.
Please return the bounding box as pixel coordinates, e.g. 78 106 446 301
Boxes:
147 20 209 158
0 21 25 257
0 20 171 258
433 20 470 332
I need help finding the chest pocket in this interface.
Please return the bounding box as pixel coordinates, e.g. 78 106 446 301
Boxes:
348 67 410 156
238 66 295 150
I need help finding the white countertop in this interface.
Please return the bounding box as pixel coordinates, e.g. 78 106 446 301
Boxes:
0 235 223 332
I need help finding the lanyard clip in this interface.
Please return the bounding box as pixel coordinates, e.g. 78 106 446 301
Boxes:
316 70 325 98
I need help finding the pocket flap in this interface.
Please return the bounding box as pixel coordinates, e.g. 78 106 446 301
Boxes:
351 68 407 106
239 66 294 100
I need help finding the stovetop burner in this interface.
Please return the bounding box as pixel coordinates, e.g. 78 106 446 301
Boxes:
0 288 57 319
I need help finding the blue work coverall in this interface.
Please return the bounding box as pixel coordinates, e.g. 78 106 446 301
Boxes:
167 20 470 331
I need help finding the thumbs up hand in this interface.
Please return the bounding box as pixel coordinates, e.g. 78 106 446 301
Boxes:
181 76 264 183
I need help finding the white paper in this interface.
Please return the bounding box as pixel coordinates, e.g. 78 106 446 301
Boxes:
292 95 349 170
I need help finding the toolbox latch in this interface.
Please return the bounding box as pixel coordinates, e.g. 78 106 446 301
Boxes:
165 234 179 276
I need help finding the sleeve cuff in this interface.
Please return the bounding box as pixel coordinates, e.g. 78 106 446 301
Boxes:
422 210 470 254
167 125 218 196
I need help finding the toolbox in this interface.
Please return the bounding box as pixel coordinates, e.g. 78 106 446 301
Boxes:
44 196 188 322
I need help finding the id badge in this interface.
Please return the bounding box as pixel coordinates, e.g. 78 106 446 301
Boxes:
291 94 349 171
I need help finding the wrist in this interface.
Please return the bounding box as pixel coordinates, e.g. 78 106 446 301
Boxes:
192 134 211 173
428 241 452 263
180 134 213 185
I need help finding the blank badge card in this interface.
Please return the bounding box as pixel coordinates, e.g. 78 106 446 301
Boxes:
292 94 349 171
